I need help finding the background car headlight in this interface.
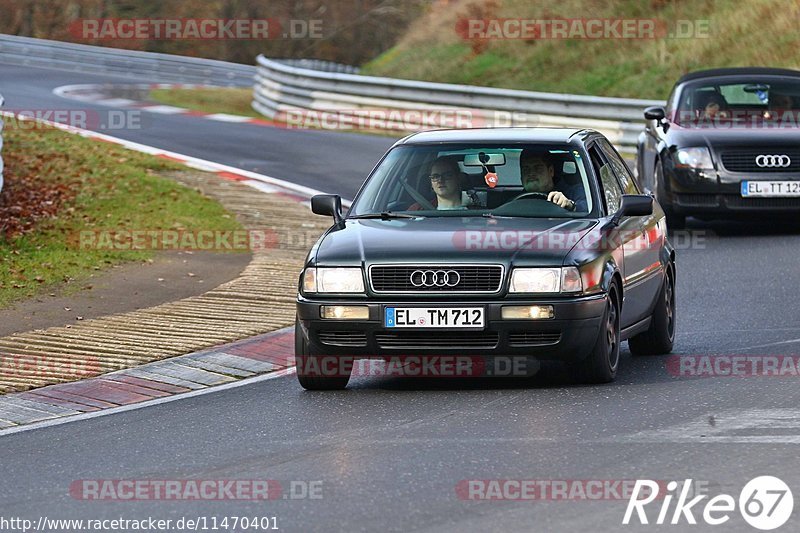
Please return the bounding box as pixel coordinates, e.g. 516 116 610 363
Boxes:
302 267 364 293
675 147 714 169
510 267 583 294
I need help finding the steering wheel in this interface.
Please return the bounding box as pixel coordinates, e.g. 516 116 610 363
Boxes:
513 192 549 201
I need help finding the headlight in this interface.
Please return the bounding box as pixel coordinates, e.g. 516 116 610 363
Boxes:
509 267 583 294
675 147 714 169
302 267 364 293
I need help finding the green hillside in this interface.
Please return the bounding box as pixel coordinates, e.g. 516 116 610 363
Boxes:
363 0 800 99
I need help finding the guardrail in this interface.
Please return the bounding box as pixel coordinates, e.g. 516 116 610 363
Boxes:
0 34 255 86
253 54 663 153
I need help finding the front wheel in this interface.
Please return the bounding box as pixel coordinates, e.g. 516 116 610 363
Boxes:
629 266 676 356
570 284 620 384
295 318 351 390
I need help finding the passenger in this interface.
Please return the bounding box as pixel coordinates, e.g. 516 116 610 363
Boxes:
770 93 796 110
518 149 587 211
408 156 467 210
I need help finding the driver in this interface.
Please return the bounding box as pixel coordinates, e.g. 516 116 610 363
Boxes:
519 149 587 211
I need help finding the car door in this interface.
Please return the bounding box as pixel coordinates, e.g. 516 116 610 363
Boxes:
597 139 664 326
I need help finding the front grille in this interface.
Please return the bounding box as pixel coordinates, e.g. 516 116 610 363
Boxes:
369 265 503 293
318 331 368 347
720 148 800 173
508 331 562 347
375 331 499 349
675 194 719 207
724 195 800 209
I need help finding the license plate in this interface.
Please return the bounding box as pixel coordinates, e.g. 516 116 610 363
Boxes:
741 180 800 197
385 307 484 328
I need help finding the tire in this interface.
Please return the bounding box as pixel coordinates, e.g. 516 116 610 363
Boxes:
570 284 620 384
295 318 351 390
654 161 686 230
629 266 676 356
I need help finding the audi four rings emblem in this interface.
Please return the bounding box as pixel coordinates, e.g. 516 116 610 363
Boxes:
410 269 460 287
755 154 792 168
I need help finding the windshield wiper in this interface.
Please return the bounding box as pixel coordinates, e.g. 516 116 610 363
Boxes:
349 211 420 220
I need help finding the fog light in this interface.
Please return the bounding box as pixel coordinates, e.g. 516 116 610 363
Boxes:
321 305 369 320
501 305 554 320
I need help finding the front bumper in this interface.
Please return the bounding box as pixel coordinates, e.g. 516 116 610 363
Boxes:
665 167 800 216
296 294 607 362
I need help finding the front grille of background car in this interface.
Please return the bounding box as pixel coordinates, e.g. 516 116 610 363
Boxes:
724 196 800 209
369 265 503 293
675 194 719 207
318 331 368 347
375 331 500 349
720 148 800 173
508 331 562 347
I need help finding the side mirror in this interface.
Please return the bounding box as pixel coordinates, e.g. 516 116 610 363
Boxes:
612 194 653 225
644 106 666 121
311 194 343 224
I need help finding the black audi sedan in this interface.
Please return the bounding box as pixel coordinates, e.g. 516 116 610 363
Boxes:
637 67 800 228
296 128 676 389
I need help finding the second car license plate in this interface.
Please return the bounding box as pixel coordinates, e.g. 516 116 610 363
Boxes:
385 307 484 328
741 180 800 197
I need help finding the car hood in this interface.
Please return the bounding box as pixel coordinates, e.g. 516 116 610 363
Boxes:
313 216 598 267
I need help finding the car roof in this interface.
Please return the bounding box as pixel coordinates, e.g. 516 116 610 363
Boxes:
395 127 596 146
677 67 800 85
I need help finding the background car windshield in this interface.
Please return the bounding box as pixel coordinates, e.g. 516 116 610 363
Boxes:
348 144 594 218
675 77 800 126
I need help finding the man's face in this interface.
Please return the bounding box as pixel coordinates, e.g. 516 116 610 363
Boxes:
429 162 460 199
520 156 554 193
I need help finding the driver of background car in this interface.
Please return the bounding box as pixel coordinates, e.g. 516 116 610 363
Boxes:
408 156 468 210
518 149 587 211
697 92 729 119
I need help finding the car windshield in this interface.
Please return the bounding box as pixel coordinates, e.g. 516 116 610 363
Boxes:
348 143 595 219
675 77 800 128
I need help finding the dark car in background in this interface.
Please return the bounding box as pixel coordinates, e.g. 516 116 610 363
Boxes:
637 67 800 228
296 128 676 389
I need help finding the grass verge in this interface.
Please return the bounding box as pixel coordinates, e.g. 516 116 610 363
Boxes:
362 0 800 100
0 125 244 308
149 87 264 119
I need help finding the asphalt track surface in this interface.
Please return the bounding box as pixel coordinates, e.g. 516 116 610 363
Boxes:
2 62 800 532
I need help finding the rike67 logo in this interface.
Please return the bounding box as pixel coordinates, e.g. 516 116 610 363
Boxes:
623 476 793 530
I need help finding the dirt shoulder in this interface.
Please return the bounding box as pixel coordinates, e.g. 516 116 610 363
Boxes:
0 250 250 337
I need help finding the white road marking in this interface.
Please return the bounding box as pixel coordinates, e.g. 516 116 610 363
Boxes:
621 408 800 444
205 113 254 123
96 98 137 107
140 105 187 114
737 337 800 352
